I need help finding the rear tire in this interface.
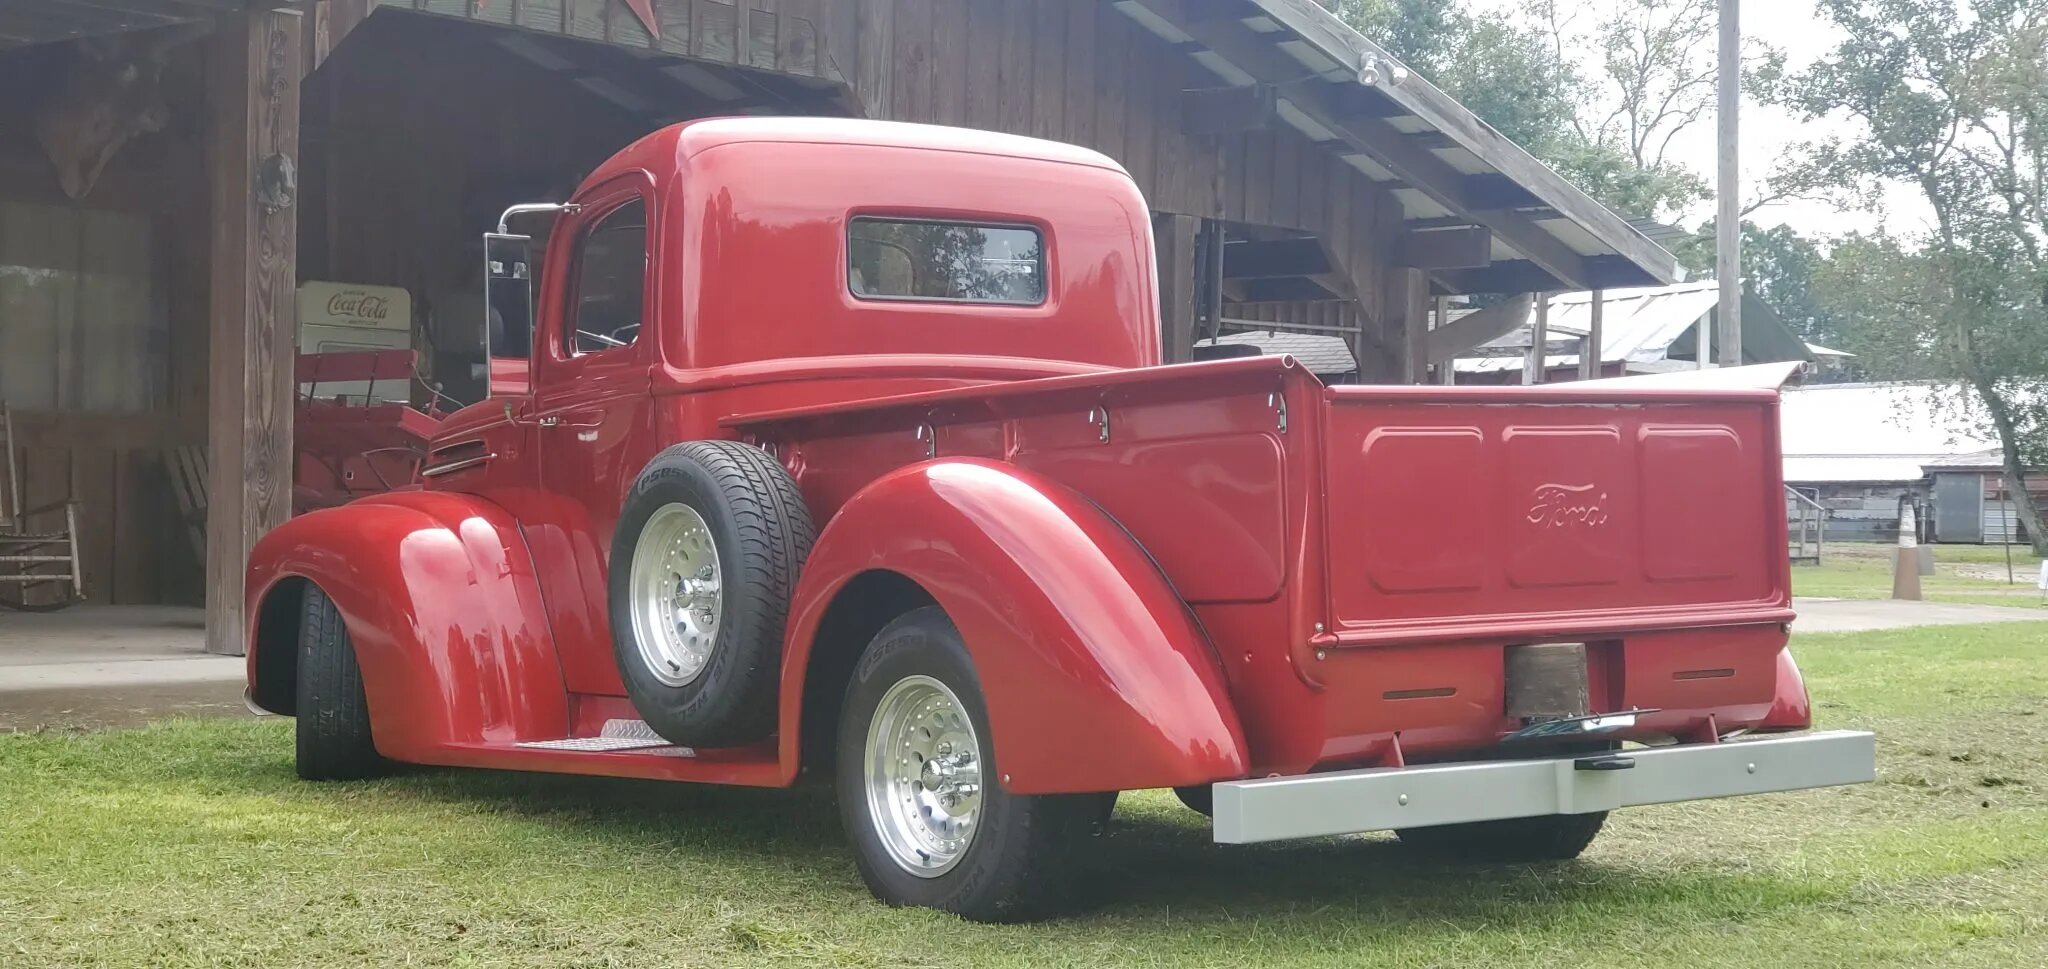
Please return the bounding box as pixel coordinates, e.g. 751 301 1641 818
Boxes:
295 585 388 781
836 606 1111 922
1172 784 1213 818
1395 811 1607 862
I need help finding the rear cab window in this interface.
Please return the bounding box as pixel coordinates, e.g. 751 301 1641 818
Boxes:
848 218 1044 305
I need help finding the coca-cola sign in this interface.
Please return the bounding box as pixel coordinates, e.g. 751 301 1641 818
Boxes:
297 280 411 333
325 291 390 322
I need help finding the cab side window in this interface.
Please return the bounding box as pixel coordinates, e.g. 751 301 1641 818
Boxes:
567 198 647 355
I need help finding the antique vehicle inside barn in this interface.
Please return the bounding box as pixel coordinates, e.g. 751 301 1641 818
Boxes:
244 117 1874 922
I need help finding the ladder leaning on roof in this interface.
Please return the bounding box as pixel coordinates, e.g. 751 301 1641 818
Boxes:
0 403 85 611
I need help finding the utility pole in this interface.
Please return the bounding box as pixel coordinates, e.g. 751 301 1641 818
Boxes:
1716 0 1742 367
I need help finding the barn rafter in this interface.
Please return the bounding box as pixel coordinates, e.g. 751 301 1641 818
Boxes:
1121 0 1680 295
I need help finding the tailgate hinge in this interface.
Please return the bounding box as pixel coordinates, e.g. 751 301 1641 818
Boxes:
1268 391 1288 434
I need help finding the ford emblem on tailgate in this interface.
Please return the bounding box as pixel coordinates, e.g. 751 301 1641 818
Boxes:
1526 482 1612 529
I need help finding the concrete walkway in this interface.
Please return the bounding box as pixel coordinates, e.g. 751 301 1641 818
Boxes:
0 606 249 731
1792 597 2048 634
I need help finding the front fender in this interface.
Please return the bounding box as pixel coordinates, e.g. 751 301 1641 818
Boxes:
244 491 565 762
780 459 1248 794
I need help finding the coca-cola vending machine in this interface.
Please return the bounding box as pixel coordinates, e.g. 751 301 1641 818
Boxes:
295 281 412 402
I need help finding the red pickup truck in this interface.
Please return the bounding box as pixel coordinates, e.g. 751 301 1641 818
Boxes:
245 117 1873 922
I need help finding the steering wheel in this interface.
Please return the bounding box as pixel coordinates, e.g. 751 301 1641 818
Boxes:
575 328 629 349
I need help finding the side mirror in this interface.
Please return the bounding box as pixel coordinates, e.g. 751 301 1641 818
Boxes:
484 202 578 398
484 231 534 362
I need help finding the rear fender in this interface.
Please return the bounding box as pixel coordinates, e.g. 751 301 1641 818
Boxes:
1760 646 1813 731
244 492 566 761
779 459 1249 793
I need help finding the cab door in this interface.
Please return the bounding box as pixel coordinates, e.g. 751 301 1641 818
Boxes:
529 181 657 695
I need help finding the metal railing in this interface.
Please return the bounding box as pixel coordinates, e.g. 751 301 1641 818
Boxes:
1787 486 1828 566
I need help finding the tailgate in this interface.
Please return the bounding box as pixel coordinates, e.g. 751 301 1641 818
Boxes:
1319 383 1791 643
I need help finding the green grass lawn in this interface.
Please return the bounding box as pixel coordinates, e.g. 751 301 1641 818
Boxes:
4 623 2047 968
1794 542 2048 608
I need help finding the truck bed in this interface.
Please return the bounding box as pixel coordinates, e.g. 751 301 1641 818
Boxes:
728 355 1800 774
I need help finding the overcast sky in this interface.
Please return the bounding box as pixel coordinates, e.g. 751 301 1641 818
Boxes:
1468 0 1933 241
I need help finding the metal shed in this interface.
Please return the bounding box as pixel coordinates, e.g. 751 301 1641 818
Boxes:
1453 280 1814 381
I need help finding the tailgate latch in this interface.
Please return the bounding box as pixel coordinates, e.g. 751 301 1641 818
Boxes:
1573 754 1637 771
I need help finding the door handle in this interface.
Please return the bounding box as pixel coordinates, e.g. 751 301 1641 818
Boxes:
537 415 561 427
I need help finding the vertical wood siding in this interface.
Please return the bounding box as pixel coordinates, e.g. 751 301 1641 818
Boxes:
363 0 1409 346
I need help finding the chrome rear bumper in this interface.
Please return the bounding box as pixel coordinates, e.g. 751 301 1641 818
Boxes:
1211 729 1875 844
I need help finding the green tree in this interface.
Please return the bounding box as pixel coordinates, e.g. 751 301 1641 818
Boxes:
1336 0 1577 151
1782 0 2048 551
1336 0 1722 221
1670 220 1849 351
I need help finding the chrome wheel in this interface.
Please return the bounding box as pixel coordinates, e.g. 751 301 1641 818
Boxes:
863 674 983 877
627 503 722 687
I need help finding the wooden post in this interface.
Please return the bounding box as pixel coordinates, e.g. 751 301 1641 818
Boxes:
1153 213 1200 364
1524 291 1548 385
1433 295 1453 384
1579 289 1603 380
205 8 301 655
1384 267 1427 384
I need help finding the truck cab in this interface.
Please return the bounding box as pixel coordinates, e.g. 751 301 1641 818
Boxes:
246 117 1873 923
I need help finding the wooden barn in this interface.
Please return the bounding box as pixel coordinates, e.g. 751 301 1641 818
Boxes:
0 0 1679 651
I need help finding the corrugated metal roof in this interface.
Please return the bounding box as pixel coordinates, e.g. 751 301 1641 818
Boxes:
1778 382 1998 484
1454 281 1808 373
1785 457 1938 483
1198 331 1358 375
1923 448 2007 471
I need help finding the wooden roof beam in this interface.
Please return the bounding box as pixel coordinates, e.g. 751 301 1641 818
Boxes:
1237 0 1680 285
1322 113 1592 289
1396 226 1492 270
1448 256 1655 295
1143 0 1595 290
1221 237 1332 279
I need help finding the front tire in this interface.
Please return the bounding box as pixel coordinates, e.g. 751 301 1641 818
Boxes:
1395 811 1607 862
295 584 388 781
836 607 1110 922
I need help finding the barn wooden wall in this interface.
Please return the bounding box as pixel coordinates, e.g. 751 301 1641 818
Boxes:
359 0 1419 368
370 0 839 80
0 42 213 605
830 0 1411 365
306 15 653 378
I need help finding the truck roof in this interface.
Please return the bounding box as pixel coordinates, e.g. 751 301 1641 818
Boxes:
611 116 1129 179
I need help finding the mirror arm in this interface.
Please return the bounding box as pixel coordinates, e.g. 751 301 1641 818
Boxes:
497 202 580 234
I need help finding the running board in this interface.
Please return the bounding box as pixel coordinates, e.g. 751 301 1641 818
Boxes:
515 719 696 756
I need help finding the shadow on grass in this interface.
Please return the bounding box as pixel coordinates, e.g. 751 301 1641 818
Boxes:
354 762 1823 926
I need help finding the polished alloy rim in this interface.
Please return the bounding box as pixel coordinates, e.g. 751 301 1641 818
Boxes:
628 503 722 687
863 674 983 877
